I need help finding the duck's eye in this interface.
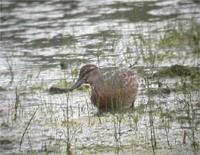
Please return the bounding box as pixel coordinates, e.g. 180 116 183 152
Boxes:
84 76 89 82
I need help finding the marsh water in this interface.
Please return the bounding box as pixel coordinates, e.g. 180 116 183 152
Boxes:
0 0 200 154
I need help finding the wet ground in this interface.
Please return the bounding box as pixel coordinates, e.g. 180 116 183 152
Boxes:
0 0 200 154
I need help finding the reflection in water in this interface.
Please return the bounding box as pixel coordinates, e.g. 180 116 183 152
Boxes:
0 0 200 154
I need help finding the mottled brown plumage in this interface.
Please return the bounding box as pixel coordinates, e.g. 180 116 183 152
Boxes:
70 64 138 112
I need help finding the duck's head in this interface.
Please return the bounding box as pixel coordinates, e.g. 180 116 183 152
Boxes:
69 64 99 91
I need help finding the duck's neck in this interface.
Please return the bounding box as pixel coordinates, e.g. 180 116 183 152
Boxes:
90 74 105 96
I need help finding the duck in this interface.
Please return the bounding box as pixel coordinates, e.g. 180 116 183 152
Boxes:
50 64 138 112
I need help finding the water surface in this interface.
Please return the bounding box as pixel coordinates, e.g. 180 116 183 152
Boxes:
0 0 200 154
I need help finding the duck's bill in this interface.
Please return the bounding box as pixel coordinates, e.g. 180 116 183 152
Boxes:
69 78 85 91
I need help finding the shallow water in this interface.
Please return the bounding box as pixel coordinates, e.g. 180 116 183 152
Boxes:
0 0 200 154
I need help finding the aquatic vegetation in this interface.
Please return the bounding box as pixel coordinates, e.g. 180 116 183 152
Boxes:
153 64 200 78
4 54 14 84
60 61 68 69
0 136 16 145
71 67 79 77
0 122 9 128
197 101 200 108
29 84 46 92
13 87 21 121
158 18 200 49
30 35 77 48
50 81 72 89
146 87 171 96
50 80 90 92
64 35 77 46
0 87 7 92
19 108 38 152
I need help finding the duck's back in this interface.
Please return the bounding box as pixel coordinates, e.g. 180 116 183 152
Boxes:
91 68 138 111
